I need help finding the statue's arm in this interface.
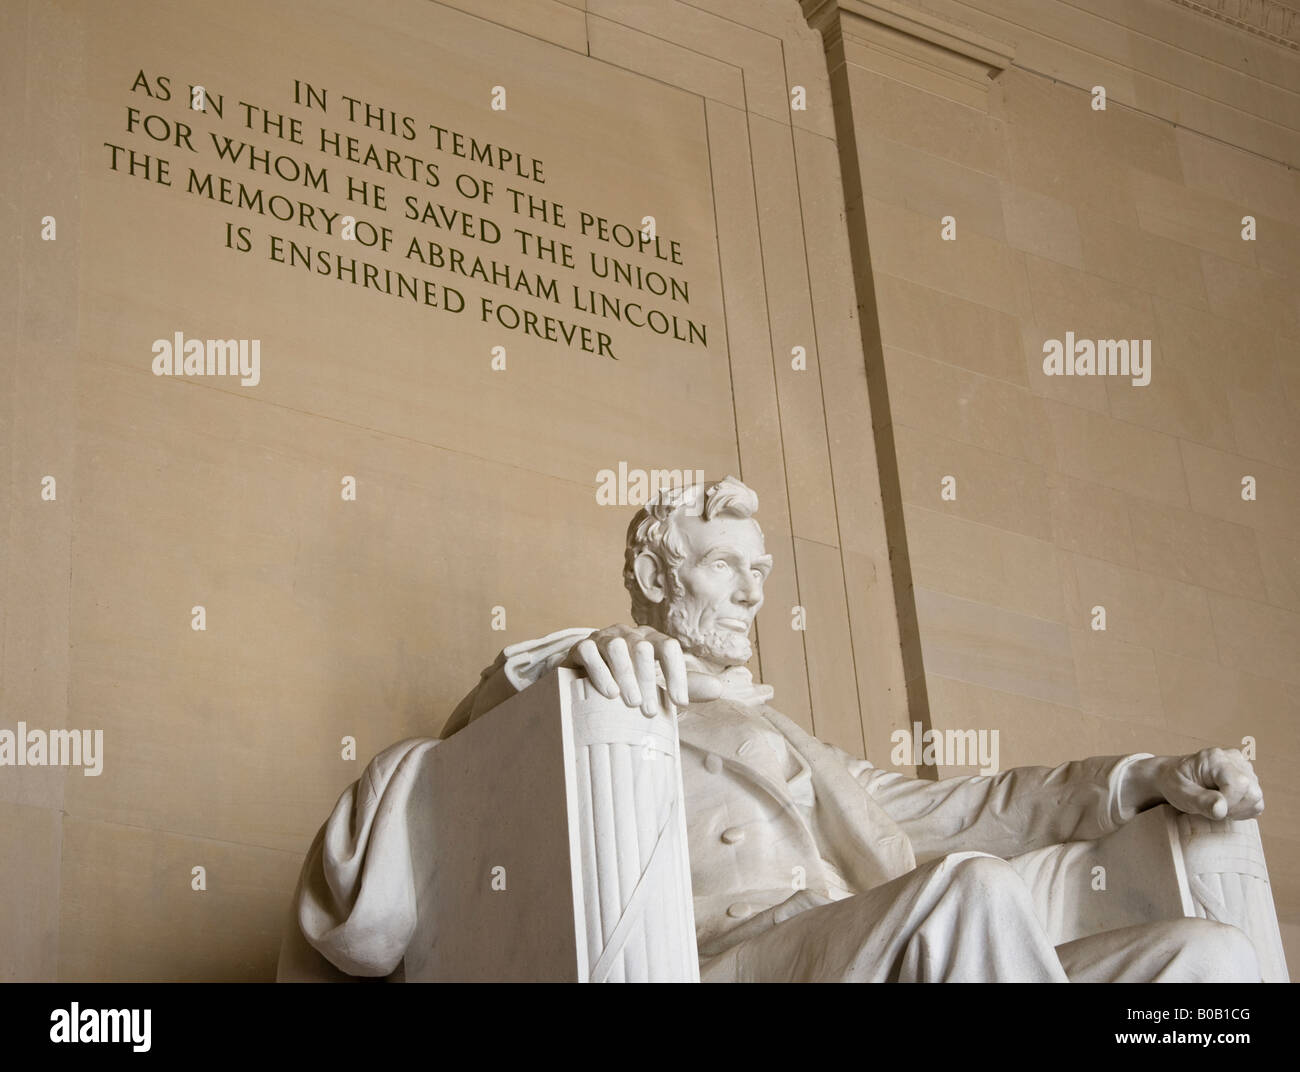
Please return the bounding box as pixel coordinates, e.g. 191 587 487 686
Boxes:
846 753 1153 863
441 627 597 737
838 739 1263 863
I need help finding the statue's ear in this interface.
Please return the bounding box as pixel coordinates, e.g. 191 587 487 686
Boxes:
633 551 668 605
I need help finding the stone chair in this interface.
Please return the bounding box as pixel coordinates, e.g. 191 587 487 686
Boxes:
1010 797 1289 982
278 667 1288 982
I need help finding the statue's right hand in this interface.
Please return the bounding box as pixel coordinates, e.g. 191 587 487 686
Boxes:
562 624 722 717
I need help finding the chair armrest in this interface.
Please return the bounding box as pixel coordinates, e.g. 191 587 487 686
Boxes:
402 666 698 981
564 668 700 981
1170 808 1289 983
1009 804 1289 982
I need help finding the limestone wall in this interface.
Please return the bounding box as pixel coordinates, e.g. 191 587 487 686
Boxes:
1 0 903 979
810 0 1300 968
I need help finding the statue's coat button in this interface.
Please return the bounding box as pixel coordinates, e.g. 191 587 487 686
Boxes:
704 754 724 774
726 902 753 919
721 827 745 844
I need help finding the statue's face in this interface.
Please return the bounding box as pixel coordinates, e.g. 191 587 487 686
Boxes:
662 512 772 669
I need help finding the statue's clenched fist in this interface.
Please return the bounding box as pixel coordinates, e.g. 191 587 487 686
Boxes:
1122 747 1264 822
1159 747 1264 820
562 624 724 717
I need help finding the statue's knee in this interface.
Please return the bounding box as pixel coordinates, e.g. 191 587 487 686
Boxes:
942 853 1027 901
1159 919 1260 981
1192 920 1259 980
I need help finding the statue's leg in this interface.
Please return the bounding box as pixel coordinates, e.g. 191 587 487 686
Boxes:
700 851 1068 982
1054 919 1260 983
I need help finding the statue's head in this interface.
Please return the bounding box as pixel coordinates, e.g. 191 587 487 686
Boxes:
623 475 772 669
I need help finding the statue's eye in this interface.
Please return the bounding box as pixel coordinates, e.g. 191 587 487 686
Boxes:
751 569 764 582
711 559 730 572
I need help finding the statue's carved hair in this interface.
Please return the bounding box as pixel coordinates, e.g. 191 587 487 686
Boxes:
623 475 760 625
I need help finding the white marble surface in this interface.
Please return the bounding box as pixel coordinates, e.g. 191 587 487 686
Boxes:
284 476 1284 981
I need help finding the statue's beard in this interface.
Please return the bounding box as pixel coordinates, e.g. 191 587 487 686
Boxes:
662 590 753 668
